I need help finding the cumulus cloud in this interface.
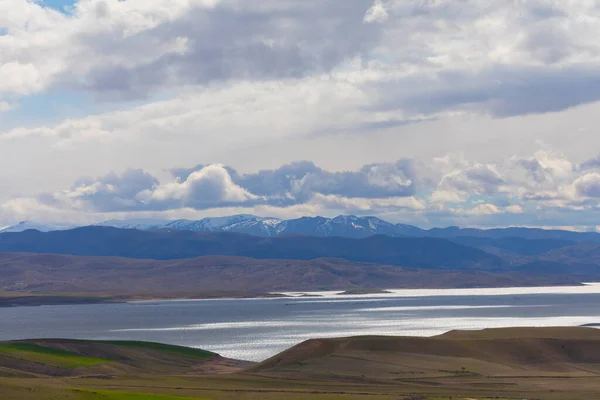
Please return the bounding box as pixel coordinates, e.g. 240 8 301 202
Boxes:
0 0 384 100
2 149 600 228
574 173 600 198
137 165 261 210
437 163 505 196
171 160 416 207
3 0 600 118
38 160 417 212
42 169 159 212
578 154 600 171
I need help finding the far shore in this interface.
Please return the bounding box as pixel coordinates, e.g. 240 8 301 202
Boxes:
0 291 290 307
3 282 600 308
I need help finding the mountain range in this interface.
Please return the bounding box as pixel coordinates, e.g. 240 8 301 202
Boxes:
0 227 503 269
3 214 600 242
1 215 600 294
0 225 600 276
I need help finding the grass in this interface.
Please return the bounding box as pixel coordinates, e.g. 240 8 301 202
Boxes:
74 389 210 400
92 341 215 360
0 343 110 368
3 328 600 400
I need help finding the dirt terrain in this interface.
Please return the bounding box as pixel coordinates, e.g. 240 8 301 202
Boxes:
0 252 581 301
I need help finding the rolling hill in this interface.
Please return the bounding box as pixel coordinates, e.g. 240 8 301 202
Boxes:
0 253 575 296
3 328 600 399
0 339 250 378
252 326 600 380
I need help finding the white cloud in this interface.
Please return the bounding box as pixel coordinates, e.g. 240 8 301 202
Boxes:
3 0 600 117
311 194 426 213
364 0 389 24
505 205 524 214
464 203 502 216
138 164 260 209
0 101 13 112
0 149 596 229
4 1 600 229
0 77 368 147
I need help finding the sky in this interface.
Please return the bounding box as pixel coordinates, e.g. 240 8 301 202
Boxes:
2 0 600 230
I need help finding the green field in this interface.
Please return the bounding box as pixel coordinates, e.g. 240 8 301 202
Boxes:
0 343 110 368
74 389 210 400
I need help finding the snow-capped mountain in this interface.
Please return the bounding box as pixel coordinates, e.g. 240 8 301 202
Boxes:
1 215 424 238
95 219 171 230
0 221 74 233
96 214 285 236
162 215 281 235
275 215 419 238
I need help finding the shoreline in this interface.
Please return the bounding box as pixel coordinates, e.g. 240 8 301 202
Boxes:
3 282 600 308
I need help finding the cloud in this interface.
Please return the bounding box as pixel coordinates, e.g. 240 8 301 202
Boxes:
6 1 600 230
579 154 600 171
364 0 389 24
171 160 416 207
4 149 600 229
137 165 260 210
41 169 159 212
465 203 501 216
312 193 425 213
1 0 384 100
574 173 600 198
4 0 600 118
438 163 505 196
38 159 417 212
0 102 13 112
0 78 369 146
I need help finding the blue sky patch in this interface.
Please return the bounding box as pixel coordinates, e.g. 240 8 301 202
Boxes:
41 0 77 13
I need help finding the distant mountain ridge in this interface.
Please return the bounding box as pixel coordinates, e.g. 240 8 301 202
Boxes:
2 220 600 277
0 221 75 233
0 227 504 270
4 214 600 243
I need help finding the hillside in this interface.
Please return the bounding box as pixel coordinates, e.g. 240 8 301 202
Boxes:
0 227 504 269
3 328 600 399
252 326 600 380
447 235 576 256
0 253 576 297
0 339 250 378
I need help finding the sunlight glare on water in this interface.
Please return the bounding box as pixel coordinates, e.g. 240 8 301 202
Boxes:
1 283 600 361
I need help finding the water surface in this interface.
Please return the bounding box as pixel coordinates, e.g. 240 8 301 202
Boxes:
2 284 600 361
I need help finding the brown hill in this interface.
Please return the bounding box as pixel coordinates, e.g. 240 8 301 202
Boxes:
543 242 600 264
0 252 579 296
251 326 600 381
3 329 600 399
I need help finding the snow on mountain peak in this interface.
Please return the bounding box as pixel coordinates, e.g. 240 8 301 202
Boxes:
2 215 424 238
0 221 74 233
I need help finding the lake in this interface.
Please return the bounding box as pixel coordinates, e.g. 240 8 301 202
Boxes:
2 284 600 361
